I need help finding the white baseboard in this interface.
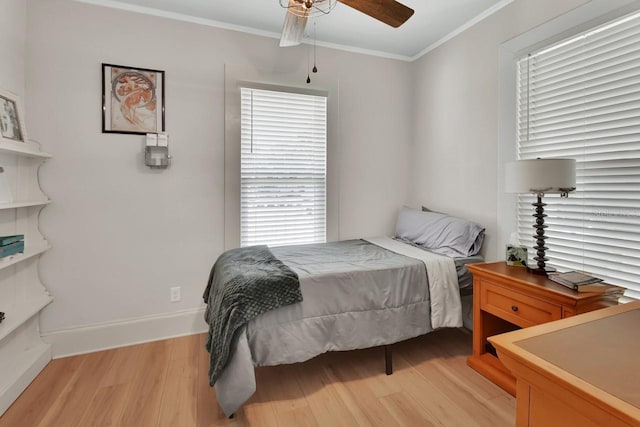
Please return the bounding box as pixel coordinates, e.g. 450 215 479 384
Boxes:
41 307 208 358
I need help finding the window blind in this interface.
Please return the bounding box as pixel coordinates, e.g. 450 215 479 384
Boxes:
240 87 327 247
516 11 640 299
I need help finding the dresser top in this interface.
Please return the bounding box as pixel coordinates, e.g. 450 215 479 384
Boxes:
468 261 625 301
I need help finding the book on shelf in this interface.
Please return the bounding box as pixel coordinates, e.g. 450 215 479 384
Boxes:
0 240 24 258
548 271 605 292
0 234 24 246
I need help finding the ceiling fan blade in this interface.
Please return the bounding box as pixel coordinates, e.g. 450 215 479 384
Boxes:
338 0 414 28
280 0 310 47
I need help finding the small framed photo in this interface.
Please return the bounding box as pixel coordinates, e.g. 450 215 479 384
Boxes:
506 244 528 267
102 63 165 134
0 88 27 143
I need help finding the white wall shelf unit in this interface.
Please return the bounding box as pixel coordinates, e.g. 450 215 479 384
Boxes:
0 244 51 271
0 139 52 416
0 292 53 342
0 200 50 210
0 140 52 159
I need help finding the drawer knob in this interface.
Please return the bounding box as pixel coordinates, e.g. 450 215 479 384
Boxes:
511 305 519 312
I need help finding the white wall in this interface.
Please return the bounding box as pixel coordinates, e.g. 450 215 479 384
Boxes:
409 0 590 262
26 0 412 344
26 0 618 354
0 0 26 97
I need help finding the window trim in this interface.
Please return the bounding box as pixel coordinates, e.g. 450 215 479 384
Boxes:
224 65 340 250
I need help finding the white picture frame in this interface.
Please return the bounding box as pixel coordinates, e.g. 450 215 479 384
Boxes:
0 88 27 144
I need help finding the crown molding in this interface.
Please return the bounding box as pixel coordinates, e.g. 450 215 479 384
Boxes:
75 0 515 62
410 0 515 61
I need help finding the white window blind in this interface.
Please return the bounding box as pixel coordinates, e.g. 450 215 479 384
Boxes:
240 87 327 247
516 11 640 299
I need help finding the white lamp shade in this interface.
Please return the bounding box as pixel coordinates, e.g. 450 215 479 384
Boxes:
505 159 576 194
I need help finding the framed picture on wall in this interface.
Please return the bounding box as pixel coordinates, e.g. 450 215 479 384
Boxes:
102 63 165 134
0 88 27 143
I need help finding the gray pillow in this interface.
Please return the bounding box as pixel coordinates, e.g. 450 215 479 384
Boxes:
421 205 444 214
395 207 485 257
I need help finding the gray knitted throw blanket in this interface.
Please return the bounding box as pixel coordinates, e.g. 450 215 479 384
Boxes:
203 245 301 385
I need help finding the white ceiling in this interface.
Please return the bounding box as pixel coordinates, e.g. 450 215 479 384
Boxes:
80 0 512 60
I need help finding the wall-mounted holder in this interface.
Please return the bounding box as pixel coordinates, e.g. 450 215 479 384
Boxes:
145 133 170 169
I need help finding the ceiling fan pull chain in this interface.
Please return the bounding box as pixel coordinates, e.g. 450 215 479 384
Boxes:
313 22 318 73
307 42 312 84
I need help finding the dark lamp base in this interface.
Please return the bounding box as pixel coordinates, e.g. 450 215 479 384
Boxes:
527 265 556 276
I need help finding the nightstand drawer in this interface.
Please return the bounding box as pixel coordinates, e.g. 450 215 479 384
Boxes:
481 281 562 328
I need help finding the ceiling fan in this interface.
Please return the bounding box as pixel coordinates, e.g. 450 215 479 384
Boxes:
279 0 414 47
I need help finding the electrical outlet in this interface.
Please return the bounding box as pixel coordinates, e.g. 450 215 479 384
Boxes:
170 286 181 302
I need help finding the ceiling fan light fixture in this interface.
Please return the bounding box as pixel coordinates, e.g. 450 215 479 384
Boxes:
279 0 338 18
279 0 414 48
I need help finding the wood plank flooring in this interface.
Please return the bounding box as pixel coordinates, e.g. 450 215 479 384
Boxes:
0 329 515 426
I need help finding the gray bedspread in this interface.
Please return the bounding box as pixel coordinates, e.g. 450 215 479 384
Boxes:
213 238 463 416
248 239 430 365
202 245 301 385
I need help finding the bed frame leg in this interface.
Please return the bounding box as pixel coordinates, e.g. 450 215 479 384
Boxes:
384 345 393 375
229 413 234 419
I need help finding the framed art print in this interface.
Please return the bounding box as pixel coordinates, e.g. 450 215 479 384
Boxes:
102 63 165 134
0 88 27 143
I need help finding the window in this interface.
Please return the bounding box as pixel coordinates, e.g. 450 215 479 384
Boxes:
240 87 327 247
516 11 640 299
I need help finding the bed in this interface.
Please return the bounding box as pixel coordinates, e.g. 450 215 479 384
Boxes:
204 207 485 416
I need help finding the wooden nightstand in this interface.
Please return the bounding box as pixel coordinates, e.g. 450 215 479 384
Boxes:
466 261 624 396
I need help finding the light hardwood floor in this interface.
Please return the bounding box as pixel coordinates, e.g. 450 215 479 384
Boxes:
0 329 515 427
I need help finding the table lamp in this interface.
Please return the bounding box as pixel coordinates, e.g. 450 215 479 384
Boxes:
505 158 576 275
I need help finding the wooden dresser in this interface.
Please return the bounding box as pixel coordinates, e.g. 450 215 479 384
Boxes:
489 300 640 427
466 262 624 395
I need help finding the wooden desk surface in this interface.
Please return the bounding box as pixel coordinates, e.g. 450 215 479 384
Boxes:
517 308 640 408
489 300 640 426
